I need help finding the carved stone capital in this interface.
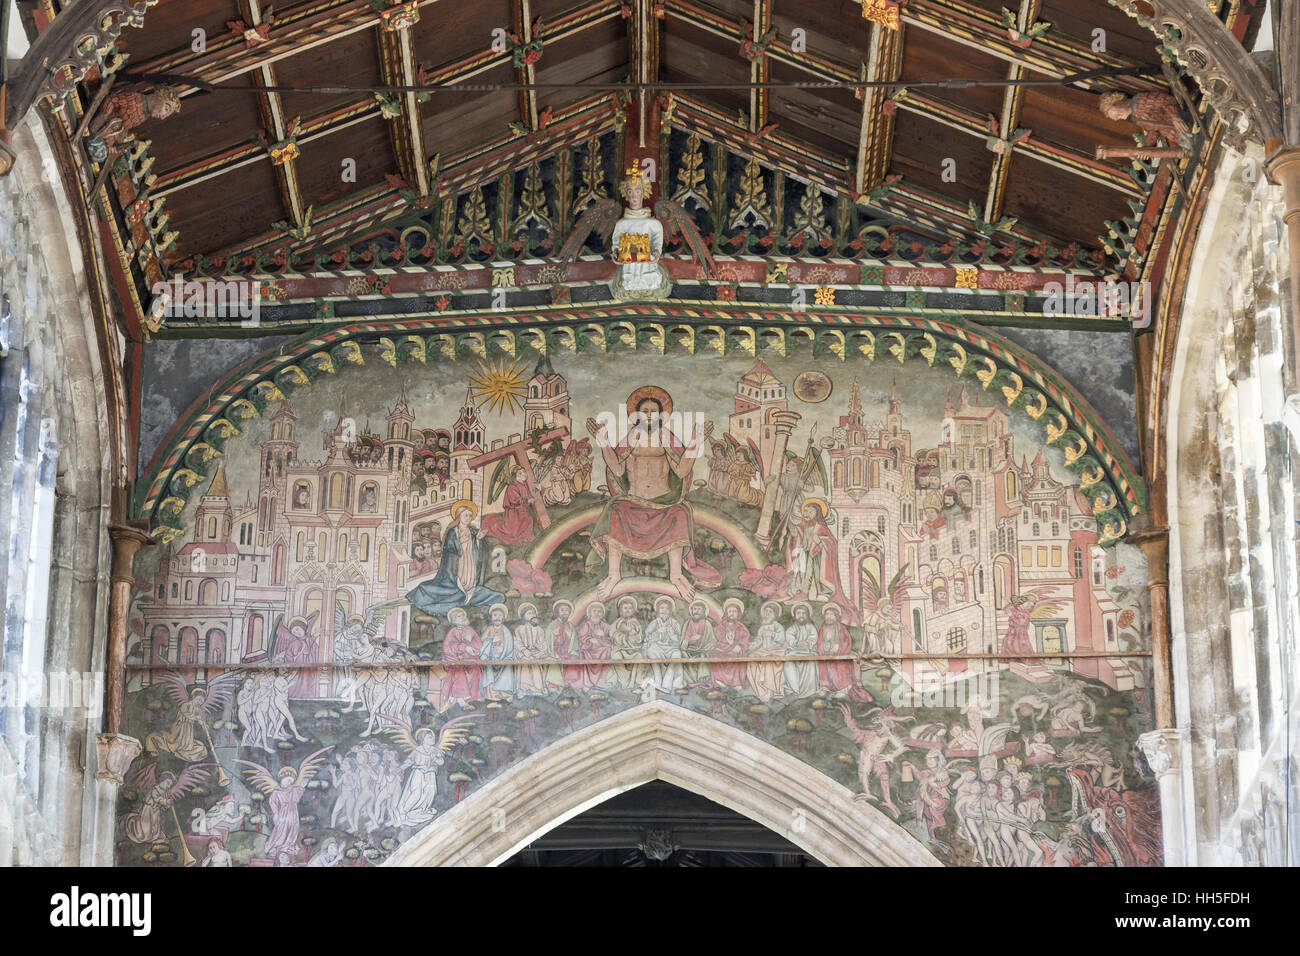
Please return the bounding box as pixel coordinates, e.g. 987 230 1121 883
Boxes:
95 733 142 784
108 522 155 585
1138 727 1181 777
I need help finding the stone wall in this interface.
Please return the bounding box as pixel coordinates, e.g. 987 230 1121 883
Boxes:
0 116 116 865
1167 143 1299 866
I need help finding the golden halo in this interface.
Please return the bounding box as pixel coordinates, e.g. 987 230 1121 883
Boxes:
802 497 829 519
517 602 538 618
487 603 508 618
760 600 783 619
722 598 745 616
654 595 677 611
626 385 673 417
450 499 478 520
552 599 573 613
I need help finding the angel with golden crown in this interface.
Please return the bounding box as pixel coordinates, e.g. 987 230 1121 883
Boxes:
608 166 669 297
560 164 714 301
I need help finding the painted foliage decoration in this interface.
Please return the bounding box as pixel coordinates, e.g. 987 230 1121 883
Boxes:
121 326 1158 867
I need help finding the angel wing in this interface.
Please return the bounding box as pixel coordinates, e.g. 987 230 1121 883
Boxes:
159 670 192 708
378 714 418 754
861 564 882 615
654 198 715 275
558 197 620 261
200 670 243 717
435 715 476 753
166 764 212 799
233 757 279 796
293 746 334 786
1025 587 1067 619
487 457 514 505
131 761 160 791
885 566 912 612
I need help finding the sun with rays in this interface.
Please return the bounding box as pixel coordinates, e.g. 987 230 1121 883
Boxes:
466 356 529 416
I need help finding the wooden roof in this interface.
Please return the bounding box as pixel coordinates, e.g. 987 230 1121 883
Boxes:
106 0 1183 263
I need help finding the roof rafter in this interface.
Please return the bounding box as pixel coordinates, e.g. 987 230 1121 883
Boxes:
210 94 620 260
665 0 1141 198
377 11 430 197
855 18 904 196
902 0 1162 90
981 0 1037 224
239 0 307 228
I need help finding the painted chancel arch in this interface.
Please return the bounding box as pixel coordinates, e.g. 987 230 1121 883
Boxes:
119 310 1161 868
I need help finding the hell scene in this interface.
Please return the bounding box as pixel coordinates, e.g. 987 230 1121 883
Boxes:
120 349 1158 868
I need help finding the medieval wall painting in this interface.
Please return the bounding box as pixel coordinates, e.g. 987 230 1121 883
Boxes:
121 344 1159 867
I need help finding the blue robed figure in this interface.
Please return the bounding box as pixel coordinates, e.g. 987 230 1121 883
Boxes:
405 501 503 617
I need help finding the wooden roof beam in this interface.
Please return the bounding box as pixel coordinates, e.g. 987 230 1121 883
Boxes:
899 90 1143 197
150 98 378 196
513 0 540 131
377 12 431 197
902 0 1162 90
855 18 904 196
748 0 772 133
241 0 307 229
981 0 1035 224
209 95 619 259
628 0 664 148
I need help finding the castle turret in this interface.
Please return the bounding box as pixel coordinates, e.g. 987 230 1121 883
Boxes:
524 353 571 434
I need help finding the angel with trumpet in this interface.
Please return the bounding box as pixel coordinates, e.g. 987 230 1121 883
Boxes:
145 670 242 785
380 714 476 828
123 763 211 864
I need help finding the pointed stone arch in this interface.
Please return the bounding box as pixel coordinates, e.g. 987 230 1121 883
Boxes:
385 700 942 867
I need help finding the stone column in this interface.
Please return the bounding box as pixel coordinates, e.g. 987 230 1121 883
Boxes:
754 411 802 548
91 523 152 866
101 522 153 740
1129 527 1173 728
1265 146 1300 388
1138 727 1185 867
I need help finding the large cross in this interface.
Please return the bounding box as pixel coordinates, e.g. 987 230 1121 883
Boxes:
467 425 569 529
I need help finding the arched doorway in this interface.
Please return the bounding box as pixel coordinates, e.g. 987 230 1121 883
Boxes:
385 701 941 867
502 782 822 866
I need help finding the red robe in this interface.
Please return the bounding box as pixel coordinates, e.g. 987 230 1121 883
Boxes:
712 621 750 687
443 625 483 701
576 619 611 688
818 623 854 691
482 480 536 545
1001 603 1034 655
552 620 584 688
786 517 860 626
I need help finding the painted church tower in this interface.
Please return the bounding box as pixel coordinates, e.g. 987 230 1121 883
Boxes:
524 353 570 434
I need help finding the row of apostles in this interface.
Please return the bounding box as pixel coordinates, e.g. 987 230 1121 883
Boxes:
436 596 858 706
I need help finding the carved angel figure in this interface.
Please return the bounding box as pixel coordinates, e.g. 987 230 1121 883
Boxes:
1099 91 1190 147
380 714 475 828
560 165 714 300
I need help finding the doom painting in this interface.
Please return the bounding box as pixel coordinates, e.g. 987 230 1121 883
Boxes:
121 345 1159 867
